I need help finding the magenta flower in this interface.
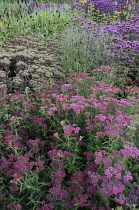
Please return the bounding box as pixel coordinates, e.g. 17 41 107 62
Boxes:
115 173 122 179
28 138 41 146
51 169 66 180
84 112 90 115
84 152 94 161
123 171 133 183
63 125 73 136
94 156 103 165
9 184 19 192
61 84 73 88
100 179 124 197
114 161 124 171
104 169 113 179
36 158 45 170
96 131 105 137
87 171 101 186
75 109 81 114
62 124 81 136
114 194 126 204
40 105 48 110
7 203 22 210
112 183 124 195
48 150 72 160
62 103 70 109
93 114 107 122
73 126 81 133
71 171 85 185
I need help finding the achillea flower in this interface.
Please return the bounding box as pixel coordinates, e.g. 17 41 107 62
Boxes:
7 203 22 210
77 194 89 207
114 161 124 171
50 160 65 167
48 186 69 200
95 131 105 137
127 182 139 204
120 143 139 158
112 185 123 195
37 202 53 210
28 138 41 146
102 158 112 167
123 171 133 183
100 179 124 197
75 109 81 114
85 125 93 130
87 171 101 186
48 150 72 160
71 171 85 185
115 173 122 179
51 169 66 180
36 158 45 170
94 156 103 164
40 105 48 111
84 112 90 115
63 125 73 136
93 114 107 122
114 194 126 204
9 184 19 192
66 181 84 194
75 88 80 92
73 126 81 133
84 152 94 161
61 83 73 89
104 169 113 179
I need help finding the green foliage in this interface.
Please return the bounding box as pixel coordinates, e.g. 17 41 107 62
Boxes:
0 2 77 42
112 207 124 210
59 25 117 74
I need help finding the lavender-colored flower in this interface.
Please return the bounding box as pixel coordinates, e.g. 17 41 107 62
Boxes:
51 169 66 180
123 171 133 183
7 203 22 210
61 84 73 89
87 171 101 186
114 194 126 204
9 184 19 192
71 171 85 185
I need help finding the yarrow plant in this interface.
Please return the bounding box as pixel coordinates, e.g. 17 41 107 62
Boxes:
0 0 139 210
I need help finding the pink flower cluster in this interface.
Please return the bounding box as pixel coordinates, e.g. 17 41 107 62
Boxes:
51 169 66 180
7 203 22 210
62 124 81 136
90 142 139 204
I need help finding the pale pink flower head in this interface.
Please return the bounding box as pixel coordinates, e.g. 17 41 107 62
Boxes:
61 84 73 91
123 171 133 183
